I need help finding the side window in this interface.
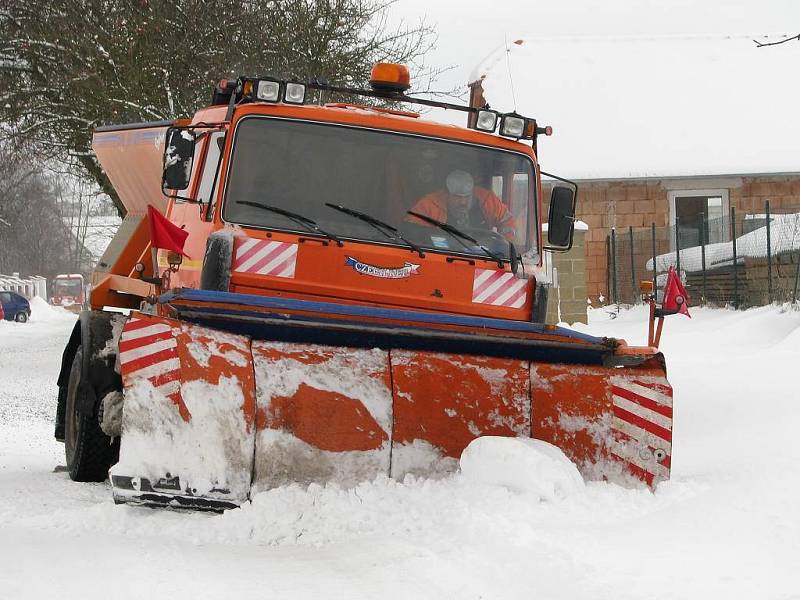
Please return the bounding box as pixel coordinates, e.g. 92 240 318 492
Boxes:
510 173 530 248
197 132 225 221
0 292 9 303
491 175 504 199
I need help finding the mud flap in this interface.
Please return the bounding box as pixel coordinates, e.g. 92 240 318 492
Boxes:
111 313 257 510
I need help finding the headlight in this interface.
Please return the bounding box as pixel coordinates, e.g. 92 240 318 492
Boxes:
284 82 306 104
256 79 281 102
474 109 498 132
500 114 526 138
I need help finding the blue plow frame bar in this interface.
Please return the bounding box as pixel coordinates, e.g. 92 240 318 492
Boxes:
159 288 625 366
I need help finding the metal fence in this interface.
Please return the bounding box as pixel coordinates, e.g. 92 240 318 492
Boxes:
607 202 800 308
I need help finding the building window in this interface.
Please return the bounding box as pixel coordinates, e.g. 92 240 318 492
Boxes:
668 189 729 250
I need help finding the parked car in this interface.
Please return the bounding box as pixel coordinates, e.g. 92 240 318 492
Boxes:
0 291 31 322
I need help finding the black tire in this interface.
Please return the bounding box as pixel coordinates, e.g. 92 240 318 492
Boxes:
15 312 28 323
65 347 119 481
200 231 233 291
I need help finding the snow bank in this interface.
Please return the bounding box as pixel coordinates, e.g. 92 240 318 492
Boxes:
460 436 584 500
4 305 800 599
28 295 75 323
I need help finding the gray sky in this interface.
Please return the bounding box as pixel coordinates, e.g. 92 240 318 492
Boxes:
386 1 800 178
389 0 800 97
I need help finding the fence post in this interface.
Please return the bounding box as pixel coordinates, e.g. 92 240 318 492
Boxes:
629 226 636 303
793 249 800 304
731 206 738 309
610 228 618 305
701 217 707 306
675 216 681 275
766 200 773 304
651 222 657 293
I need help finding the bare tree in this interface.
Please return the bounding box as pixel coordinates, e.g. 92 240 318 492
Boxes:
753 34 800 47
0 0 441 217
0 142 75 278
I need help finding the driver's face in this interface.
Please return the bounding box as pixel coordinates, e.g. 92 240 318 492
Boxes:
447 193 473 215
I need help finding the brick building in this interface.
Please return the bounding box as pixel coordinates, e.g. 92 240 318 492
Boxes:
548 174 800 301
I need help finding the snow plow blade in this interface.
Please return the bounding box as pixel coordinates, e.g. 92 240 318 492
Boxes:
112 314 257 510
113 290 672 510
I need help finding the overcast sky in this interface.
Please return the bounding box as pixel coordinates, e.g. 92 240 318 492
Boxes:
389 0 800 97
386 1 800 178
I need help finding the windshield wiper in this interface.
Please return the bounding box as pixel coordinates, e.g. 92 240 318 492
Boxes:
325 203 425 259
237 201 343 247
407 210 505 268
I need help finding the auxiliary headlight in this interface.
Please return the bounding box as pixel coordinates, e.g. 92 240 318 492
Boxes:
475 109 499 132
500 114 526 138
284 82 306 104
256 79 281 102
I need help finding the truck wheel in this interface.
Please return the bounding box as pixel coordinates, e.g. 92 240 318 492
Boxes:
200 230 233 292
15 312 28 323
65 347 119 481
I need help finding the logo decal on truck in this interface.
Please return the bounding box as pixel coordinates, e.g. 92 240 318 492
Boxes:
345 256 420 279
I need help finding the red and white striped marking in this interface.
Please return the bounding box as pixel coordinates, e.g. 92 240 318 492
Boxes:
118 317 182 404
233 238 297 278
609 377 673 485
472 269 529 308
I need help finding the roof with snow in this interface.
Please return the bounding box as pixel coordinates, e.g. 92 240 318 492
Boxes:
647 212 800 272
477 35 800 180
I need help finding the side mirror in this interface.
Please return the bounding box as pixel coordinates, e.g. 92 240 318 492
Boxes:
545 184 577 251
162 127 195 191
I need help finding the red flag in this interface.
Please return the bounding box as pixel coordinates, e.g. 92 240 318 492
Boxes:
147 205 189 257
662 266 690 317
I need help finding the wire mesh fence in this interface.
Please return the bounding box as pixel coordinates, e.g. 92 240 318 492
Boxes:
607 202 800 308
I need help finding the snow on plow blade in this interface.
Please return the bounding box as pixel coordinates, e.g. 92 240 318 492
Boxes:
112 314 257 510
113 303 672 510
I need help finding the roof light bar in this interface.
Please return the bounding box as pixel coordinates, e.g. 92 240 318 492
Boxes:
214 65 549 143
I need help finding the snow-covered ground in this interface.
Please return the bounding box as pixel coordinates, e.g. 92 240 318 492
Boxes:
1 303 799 599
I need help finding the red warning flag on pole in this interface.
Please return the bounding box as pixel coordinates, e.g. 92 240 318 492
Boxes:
147 205 189 257
662 266 690 317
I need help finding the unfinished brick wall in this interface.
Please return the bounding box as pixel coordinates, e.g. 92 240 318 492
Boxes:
545 229 587 325
543 174 800 303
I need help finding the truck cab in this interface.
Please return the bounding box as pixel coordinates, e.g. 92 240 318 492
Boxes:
90 64 576 322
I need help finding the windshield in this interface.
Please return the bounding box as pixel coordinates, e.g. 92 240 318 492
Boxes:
54 279 82 296
222 117 538 261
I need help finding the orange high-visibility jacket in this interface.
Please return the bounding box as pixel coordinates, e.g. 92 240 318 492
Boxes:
409 188 516 238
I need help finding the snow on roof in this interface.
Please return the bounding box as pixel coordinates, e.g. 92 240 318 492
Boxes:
479 34 800 180
647 212 800 272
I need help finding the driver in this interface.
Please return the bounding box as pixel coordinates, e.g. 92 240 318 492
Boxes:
408 170 516 240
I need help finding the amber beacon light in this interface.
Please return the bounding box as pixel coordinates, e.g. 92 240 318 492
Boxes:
369 63 411 93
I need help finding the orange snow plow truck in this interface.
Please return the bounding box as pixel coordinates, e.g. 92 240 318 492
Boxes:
55 64 674 510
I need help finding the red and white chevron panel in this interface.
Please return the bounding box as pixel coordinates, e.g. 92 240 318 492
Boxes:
609 377 673 485
233 238 297 278
118 317 182 404
472 268 528 308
